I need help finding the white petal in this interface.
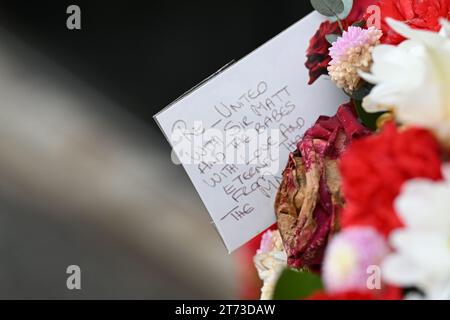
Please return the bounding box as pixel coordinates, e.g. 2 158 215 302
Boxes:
439 18 450 38
358 70 379 84
442 164 450 181
361 83 405 112
370 43 423 87
382 253 426 286
395 176 450 231
389 230 450 270
394 186 428 227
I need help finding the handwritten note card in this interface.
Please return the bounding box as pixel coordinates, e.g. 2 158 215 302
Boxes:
154 12 347 252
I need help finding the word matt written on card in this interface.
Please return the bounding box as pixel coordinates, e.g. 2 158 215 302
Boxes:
155 12 347 252
172 81 299 218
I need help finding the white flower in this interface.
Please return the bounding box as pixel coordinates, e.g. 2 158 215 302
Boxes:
359 18 450 146
381 164 450 299
253 230 287 300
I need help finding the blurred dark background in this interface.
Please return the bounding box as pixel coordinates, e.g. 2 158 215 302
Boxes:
0 0 311 299
0 0 312 127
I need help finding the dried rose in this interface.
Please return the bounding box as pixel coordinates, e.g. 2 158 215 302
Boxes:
275 103 370 270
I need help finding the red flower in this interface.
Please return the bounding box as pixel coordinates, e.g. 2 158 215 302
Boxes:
347 0 381 23
339 123 443 237
379 0 450 44
309 286 402 300
309 290 374 300
306 0 379 84
275 103 370 270
305 21 341 85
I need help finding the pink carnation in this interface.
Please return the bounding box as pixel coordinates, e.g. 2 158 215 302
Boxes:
329 26 382 64
257 230 275 254
328 26 382 92
322 227 389 293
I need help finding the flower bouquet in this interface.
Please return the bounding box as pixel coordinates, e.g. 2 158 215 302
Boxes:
251 0 450 300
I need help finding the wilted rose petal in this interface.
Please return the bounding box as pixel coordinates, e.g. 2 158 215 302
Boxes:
275 103 370 270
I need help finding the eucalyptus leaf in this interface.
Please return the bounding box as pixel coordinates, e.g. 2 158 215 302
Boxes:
272 268 324 300
327 0 354 21
310 0 344 18
325 33 340 45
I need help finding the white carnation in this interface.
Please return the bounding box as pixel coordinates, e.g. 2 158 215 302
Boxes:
360 18 450 146
253 230 287 300
382 164 450 299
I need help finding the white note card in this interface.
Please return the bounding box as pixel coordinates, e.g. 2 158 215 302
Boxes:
154 11 347 252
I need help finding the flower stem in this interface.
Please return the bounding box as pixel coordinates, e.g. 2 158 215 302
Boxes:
335 15 344 34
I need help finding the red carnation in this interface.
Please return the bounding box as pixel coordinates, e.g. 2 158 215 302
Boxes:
378 0 450 44
309 290 374 300
339 122 443 237
305 21 341 85
308 285 402 300
347 0 382 23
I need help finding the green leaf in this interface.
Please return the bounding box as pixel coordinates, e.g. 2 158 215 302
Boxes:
325 33 340 44
348 82 373 100
328 0 354 21
352 19 366 28
346 83 384 130
353 99 384 131
310 0 344 18
272 268 324 300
